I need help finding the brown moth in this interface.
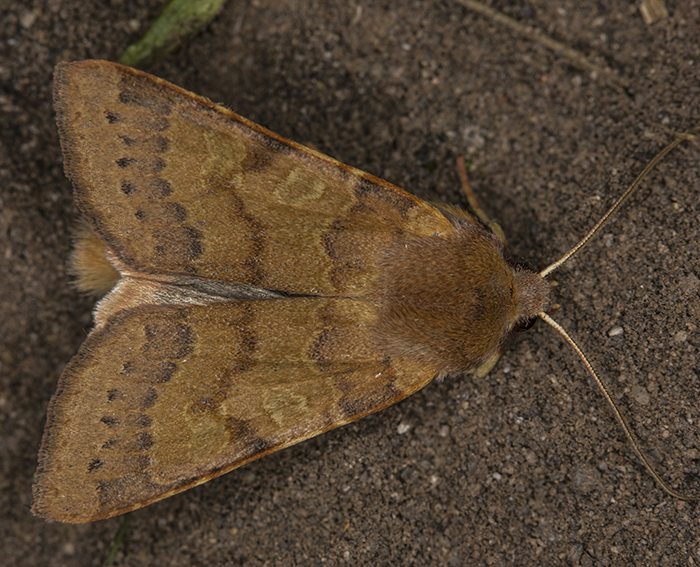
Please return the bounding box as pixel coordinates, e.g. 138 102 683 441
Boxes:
33 60 696 524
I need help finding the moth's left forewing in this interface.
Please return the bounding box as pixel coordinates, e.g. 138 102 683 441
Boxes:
54 60 456 297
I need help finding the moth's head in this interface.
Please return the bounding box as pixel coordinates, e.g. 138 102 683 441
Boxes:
511 268 550 324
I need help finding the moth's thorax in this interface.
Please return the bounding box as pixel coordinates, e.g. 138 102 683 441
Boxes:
373 221 547 374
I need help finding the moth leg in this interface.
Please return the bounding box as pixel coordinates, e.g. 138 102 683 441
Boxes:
456 156 507 246
471 350 501 379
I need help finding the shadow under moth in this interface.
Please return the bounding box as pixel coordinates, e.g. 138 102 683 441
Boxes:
33 60 698 523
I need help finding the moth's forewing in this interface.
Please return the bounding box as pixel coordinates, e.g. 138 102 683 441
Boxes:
53 60 453 295
33 299 436 523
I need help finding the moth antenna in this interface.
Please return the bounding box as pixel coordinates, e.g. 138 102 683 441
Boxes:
538 311 699 501
540 128 698 278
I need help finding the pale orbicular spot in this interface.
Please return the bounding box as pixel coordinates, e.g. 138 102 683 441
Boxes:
201 128 248 179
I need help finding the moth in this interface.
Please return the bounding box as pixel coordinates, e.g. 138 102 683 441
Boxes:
33 60 697 523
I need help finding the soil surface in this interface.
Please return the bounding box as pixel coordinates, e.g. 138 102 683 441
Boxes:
2 1 699 565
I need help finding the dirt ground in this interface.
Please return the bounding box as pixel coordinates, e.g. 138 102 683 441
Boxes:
2 1 699 565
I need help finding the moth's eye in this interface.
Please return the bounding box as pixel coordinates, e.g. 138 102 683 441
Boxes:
515 317 538 332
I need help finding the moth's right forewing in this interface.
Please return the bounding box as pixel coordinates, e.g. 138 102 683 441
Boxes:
54 60 455 296
32 298 437 523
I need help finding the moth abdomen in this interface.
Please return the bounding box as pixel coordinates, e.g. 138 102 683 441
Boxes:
70 223 120 295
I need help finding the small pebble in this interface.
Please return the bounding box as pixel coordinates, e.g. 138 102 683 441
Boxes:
608 326 624 337
630 384 650 405
20 10 38 28
397 422 411 435
673 330 688 343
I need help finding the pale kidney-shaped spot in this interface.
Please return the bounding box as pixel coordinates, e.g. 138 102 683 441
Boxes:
274 168 327 206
